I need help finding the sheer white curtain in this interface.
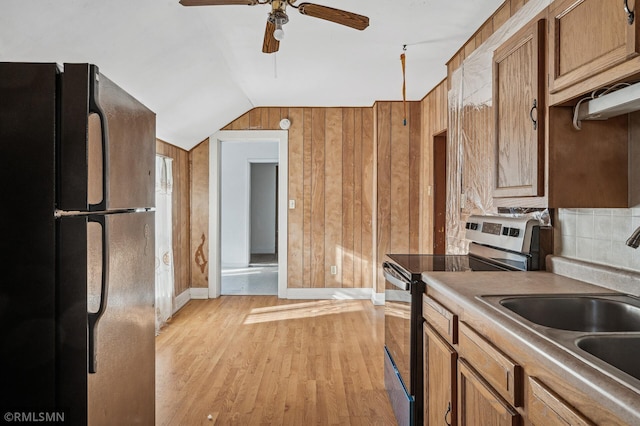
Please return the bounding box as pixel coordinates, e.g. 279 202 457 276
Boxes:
155 156 175 334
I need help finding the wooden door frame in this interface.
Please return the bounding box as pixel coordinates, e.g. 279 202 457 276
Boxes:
209 130 288 299
433 131 447 254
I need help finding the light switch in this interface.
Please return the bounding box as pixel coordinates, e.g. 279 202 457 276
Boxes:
330 265 337 275
289 199 296 209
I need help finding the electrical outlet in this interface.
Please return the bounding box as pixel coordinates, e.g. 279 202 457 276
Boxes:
330 265 337 275
289 199 295 209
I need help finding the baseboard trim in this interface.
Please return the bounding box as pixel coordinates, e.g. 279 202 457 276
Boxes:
173 287 209 314
371 292 385 305
174 289 191 314
285 288 374 300
190 287 209 299
177 287 382 310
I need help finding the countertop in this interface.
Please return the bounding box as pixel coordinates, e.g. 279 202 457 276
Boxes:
421 267 640 425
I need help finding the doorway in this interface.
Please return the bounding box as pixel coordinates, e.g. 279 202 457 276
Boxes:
219 142 278 295
249 162 278 266
209 130 289 299
433 131 447 254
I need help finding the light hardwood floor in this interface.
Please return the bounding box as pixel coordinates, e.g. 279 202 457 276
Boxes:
156 296 397 425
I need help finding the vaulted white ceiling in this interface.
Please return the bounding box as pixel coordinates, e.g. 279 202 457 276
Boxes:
1 0 504 150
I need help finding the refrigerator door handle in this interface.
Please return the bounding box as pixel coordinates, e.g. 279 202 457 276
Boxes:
87 215 109 374
88 65 110 212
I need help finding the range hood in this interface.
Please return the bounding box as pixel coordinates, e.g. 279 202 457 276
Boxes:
577 81 640 121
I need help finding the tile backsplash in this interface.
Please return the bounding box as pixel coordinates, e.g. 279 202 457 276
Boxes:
556 208 640 272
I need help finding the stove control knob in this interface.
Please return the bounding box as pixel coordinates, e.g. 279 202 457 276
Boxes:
509 228 520 237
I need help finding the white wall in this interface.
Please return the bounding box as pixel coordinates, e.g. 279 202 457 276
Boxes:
250 163 277 254
220 141 278 267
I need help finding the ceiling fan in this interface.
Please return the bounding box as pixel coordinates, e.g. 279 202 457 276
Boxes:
179 0 370 53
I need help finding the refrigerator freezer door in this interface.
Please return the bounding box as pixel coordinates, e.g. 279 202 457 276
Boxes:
58 63 156 212
58 211 155 425
0 62 58 412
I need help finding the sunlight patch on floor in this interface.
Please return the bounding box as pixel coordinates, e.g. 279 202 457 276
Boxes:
244 300 364 324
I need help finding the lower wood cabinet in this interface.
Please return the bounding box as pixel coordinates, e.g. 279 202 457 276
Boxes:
424 323 457 426
458 360 521 426
527 377 594 426
422 298 599 425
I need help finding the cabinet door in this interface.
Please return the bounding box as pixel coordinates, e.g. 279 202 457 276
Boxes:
528 377 594 426
549 0 640 94
493 19 546 198
458 360 521 426
424 323 457 426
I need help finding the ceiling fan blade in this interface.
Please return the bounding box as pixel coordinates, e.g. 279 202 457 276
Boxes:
262 20 280 54
179 0 257 6
297 3 369 30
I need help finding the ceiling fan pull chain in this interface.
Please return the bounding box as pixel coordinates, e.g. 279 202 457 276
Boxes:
274 52 278 79
401 45 407 126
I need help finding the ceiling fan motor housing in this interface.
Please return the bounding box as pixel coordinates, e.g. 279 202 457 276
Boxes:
268 9 289 25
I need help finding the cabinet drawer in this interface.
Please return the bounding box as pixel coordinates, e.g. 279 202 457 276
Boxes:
423 294 458 344
458 322 522 407
528 377 594 426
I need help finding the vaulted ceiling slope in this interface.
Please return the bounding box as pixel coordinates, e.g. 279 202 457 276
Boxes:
1 0 504 150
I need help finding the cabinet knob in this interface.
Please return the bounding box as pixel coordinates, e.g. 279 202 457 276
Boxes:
445 401 452 426
624 0 635 25
529 99 538 131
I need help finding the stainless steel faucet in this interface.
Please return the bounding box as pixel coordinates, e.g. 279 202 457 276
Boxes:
627 225 640 248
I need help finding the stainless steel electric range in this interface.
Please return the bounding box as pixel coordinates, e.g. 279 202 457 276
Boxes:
383 215 545 426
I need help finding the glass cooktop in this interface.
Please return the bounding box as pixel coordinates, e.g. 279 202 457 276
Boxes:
386 253 509 278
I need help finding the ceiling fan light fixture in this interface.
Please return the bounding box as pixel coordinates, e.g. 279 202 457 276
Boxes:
274 23 285 41
270 10 288 42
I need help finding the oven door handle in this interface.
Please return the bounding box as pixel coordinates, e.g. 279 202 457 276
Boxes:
383 262 410 291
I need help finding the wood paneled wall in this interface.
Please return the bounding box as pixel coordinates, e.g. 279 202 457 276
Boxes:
420 80 448 254
190 139 209 289
224 107 376 289
375 101 422 293
156 139 191 297
447 0 533 81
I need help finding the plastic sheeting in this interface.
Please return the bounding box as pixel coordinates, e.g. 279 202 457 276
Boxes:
446 0 552 254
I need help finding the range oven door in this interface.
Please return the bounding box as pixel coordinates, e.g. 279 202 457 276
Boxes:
383 262 414 426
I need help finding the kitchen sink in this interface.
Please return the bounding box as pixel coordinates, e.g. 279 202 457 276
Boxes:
498 295 640 332
576 335 640 381
478 293 640 392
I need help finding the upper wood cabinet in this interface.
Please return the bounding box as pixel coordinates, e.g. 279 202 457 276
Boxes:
549 0 640 96
493 19 546 198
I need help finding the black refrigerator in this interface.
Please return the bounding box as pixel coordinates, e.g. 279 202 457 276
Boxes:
0 63 156 425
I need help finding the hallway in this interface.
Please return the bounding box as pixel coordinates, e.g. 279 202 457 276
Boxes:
221 265 278 295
